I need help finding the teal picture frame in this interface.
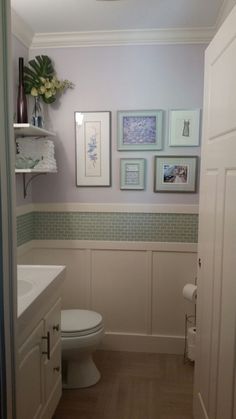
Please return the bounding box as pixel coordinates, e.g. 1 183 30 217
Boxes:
117 110 163 151
154 156 197 193
120 158 146 190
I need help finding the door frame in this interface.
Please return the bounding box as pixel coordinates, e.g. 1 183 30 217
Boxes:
0 0 17 417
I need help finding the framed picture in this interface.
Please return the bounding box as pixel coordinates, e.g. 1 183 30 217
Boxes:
169 109 201 146
117 110 163 151
120 158 146 190
154 156 198 193
75 111 111 186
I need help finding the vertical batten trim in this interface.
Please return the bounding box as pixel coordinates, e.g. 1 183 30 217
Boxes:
87 249 92 310
146 251 153 335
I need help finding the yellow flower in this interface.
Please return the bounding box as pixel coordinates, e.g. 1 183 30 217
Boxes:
45 81 52 89
39 77 46 84
45 90 52 99
39 86 46 94
31 87 38 96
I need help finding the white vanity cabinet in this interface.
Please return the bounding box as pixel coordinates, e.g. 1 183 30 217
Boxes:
17 265 65 419
18 320 44 418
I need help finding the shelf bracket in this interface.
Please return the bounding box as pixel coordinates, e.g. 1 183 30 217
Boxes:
22 173 46 198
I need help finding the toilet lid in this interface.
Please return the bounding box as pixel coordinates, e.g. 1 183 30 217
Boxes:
61 309 103 336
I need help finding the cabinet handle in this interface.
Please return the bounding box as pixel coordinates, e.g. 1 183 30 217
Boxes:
53 324 60 332
53 366 60 373
42 331 51 360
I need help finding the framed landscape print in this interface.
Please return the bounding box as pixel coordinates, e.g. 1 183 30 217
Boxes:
154 156 198 193
117 110 163 151
169 109 201 146
120 158 146 190
75 111 111 186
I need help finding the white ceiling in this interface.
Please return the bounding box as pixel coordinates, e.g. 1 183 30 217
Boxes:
11 0 224 34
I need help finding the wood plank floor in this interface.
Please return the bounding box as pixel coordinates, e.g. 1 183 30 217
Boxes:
54 350 194 419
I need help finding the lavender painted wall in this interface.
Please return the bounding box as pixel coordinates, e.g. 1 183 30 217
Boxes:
12 35 32 205
27 44 205 204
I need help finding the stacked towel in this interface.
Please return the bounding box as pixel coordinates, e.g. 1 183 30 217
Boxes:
16 138 57 171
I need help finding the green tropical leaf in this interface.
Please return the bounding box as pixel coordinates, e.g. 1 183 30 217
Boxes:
24 55 55 97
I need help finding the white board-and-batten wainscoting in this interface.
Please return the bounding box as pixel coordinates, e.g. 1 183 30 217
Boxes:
18 238 197 354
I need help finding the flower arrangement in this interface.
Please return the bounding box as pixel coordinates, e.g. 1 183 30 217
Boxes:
24 55 74 104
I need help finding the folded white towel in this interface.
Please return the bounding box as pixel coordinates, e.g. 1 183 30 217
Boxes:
16 138 57 172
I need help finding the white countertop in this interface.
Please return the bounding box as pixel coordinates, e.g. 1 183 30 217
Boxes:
17 265 66 318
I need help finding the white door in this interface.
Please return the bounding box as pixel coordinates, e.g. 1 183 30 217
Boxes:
194 5 236 419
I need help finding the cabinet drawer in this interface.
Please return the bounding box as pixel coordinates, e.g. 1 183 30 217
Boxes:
44 298 61 350
44 340 61 402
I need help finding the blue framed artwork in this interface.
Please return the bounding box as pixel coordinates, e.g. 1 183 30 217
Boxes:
117 110 163 151
120 158 146 190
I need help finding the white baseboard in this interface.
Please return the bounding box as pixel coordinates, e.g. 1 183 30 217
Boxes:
100 332 185 354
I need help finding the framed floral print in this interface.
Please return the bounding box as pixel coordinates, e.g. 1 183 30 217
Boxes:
75 111 111 186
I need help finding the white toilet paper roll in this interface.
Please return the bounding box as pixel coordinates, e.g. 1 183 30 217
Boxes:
183 283 197 302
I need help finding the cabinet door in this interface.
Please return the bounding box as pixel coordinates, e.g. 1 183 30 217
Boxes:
18 321 44 419
43 298 62 416
44 298 61 351
44 341 62 403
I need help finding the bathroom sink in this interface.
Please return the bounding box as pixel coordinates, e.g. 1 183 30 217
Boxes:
17 264 66 318
18 279 33 297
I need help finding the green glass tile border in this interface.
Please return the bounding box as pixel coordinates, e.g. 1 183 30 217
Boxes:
34 211 198 243
17 211 198 245
17 212 34 247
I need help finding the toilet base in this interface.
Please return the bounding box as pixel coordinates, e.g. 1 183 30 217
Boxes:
62 354 101 389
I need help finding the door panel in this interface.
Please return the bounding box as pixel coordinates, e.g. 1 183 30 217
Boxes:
216 171 236 419
194 5 236 419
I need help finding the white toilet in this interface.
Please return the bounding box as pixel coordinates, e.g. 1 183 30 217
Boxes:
61 309 104 389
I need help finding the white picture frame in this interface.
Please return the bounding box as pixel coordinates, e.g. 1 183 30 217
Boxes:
75 111 111 186
169 109 201 147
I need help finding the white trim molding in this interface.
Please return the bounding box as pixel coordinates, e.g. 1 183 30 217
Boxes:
11 2 236 51
11 9 34 48
28 239 198 253
17 202 199 214
31 27 214 49
101 332 185 354
16 203 34 216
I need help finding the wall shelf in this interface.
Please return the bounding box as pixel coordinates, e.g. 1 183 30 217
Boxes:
14 123 57 198
15 169 57 173
14 123 56 138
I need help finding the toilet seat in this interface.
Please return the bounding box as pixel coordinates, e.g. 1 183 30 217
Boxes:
61 309 103 338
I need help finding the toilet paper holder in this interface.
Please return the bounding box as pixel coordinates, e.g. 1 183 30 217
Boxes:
184 314 196 363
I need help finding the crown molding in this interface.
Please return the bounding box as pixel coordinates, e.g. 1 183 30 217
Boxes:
31 27 214 49
11 9 34 48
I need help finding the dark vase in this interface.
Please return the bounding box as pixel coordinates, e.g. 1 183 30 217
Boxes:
17 57 28 123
